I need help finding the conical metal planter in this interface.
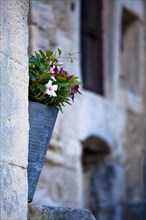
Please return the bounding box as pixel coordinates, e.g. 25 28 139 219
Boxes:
27 101 58 202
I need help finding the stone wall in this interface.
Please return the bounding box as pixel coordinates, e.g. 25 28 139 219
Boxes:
28 204 96 220
28 0 146 219
29 0 83 208
0 0 29 219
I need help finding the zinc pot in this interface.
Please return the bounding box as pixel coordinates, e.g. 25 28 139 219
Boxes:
27 101 58 202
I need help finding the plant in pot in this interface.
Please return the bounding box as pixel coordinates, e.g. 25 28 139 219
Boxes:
28 48 81 203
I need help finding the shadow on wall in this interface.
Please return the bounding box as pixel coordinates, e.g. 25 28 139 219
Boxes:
81 135 125 220
81 136 110 218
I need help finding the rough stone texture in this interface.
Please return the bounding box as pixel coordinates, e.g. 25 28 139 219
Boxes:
0 161 28 220
33 163 83 208
120 18 141 94
0 0 145 219
1 54 28 167
28 204 96 220
0 0 29 219
115 0 145 116
28 0 145 220
29 0 83 209
123 111 145 201
0 0 29 66
29 0 81 77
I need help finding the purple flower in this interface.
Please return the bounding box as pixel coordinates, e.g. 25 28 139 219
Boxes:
70 85 82 102
60 68 67 76
51 66 59 77
67 75 73 80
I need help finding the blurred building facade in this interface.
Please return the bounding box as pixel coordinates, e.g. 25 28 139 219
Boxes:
29 0 146 219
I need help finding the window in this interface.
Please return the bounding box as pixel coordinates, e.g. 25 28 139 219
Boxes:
81 0 104 95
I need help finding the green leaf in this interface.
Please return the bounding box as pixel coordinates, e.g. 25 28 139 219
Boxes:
35 72 41 78
46 50 53 58
29 72 37 81
32 56 39 64
56 103 63 113
38 84 46 93
57 76 66 82
28 48 82 112
52 58 58 63
58 82 72 87
39 73 54 81
67 76 79 82
39 50 46 59
57 48 62 56
72 80 82 87
35 52 41 63
40 64 46 71
64 100 72 105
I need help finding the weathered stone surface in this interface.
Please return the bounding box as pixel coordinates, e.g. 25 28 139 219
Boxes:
29 0 81 77
123 111 145 201
28 204 96 220
1 53 29 168
29 1 146 220
29 25 40 53
33 164 83 208
1 0 29 219
120 17 142 95
0 161 28 220
29 0 83 209
0 0 29 66
78 93 126 159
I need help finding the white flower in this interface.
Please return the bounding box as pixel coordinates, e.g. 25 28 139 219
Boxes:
50 66 56 73
45 80 58 97
51 76 57 81
50 64 64 73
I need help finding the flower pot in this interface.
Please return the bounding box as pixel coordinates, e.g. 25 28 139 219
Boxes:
27 101 58 202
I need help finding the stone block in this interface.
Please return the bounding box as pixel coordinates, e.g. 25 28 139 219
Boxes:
123 111 145 200
33 165 83 208
29 25 40 53
0 161 28 220
78 93 126 159
28 204 96 220
0 0 29 66
30 0 54 29
1 53 28 168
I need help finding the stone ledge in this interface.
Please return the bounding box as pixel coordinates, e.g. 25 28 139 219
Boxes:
28 204 96 220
